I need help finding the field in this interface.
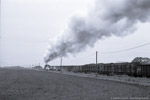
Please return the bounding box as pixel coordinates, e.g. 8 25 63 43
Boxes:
0 68 150 100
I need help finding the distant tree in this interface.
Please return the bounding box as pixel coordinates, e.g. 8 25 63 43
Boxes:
132 57 150 64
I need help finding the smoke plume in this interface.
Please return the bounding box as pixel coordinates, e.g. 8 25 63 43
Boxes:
44 0 150 63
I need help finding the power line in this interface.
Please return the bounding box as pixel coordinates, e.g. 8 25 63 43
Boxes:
99 42 150 54
66 42 150 61
51 42 150 64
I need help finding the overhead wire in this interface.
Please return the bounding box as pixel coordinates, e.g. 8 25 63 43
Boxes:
98 42 150 54
51 42 150 64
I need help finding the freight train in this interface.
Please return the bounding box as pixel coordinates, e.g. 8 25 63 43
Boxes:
46 62 150 77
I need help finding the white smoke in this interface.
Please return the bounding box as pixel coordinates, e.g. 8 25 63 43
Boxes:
44 0 150 63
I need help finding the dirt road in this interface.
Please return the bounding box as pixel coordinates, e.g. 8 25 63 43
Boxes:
0 68 149 100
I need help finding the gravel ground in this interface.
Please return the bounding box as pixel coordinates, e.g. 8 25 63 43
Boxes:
50 70 150 86
0 68 150 100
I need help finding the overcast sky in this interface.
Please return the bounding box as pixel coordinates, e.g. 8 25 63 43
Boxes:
1 0 150 67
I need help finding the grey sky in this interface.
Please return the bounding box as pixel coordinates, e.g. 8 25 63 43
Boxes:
1 0 150 67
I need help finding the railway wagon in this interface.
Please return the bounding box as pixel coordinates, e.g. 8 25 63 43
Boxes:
139 64 150 77
81 63 130 75
48 63 150 77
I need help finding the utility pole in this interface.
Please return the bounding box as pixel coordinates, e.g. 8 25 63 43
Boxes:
60 57 62 66
0 0 1 40
60 57 62 71
96 51 98 64
0 0 1 67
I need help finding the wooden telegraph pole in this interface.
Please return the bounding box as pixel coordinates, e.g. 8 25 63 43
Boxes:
96 51 98 64
60 57 62 66
60 57 62 71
